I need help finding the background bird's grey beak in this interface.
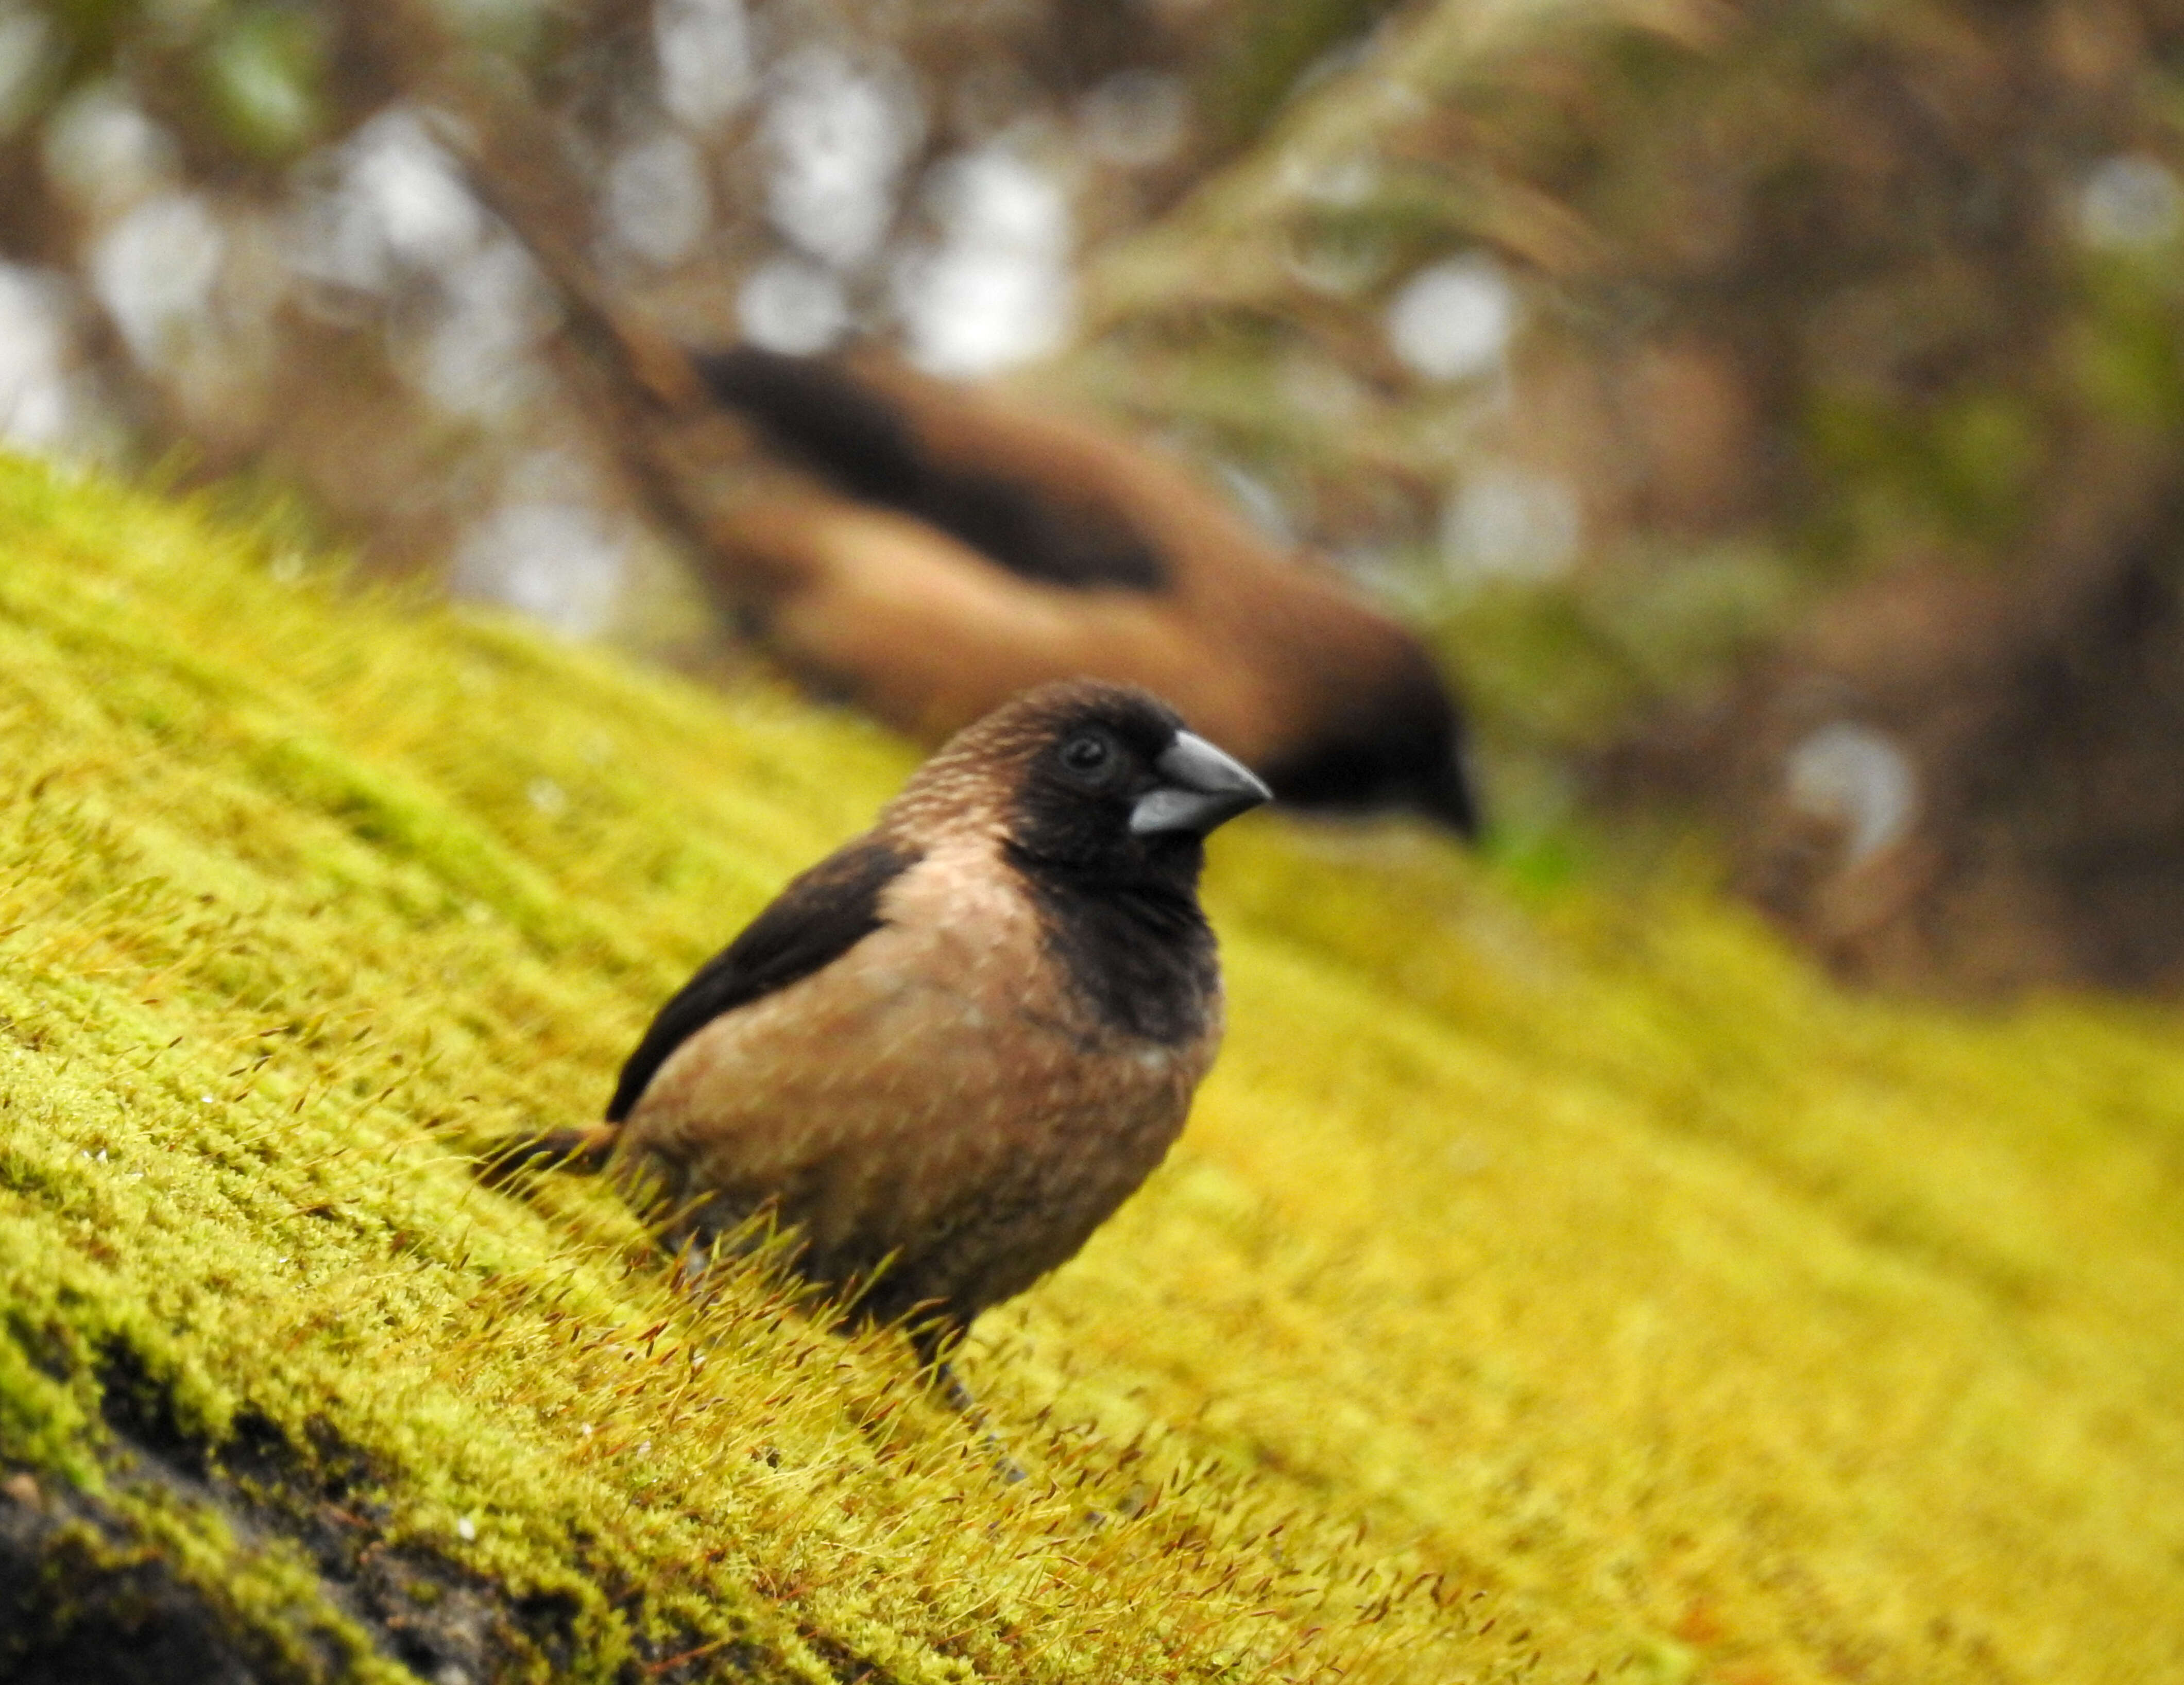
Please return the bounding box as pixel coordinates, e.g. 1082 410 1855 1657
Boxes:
1131 732 1273 835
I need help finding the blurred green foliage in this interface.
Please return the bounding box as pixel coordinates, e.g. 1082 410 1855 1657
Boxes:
199 4 327 159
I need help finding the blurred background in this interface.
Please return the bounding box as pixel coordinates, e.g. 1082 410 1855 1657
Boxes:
6 0 2184 996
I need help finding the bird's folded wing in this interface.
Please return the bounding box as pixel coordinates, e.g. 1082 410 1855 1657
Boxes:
606 837 922 1122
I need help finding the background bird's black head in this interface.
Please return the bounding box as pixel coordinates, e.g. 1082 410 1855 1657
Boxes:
1262 660 1481 837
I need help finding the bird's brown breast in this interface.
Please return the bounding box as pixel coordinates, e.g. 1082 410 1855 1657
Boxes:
612 837 1219 1321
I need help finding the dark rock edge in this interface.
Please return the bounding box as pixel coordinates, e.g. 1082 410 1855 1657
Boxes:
0 1342 882 1684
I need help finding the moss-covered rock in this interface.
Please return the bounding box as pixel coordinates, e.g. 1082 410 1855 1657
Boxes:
0 452 2179 1682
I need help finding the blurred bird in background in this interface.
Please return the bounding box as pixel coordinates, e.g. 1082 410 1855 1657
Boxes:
683 344 1480 834
428 61 1479 839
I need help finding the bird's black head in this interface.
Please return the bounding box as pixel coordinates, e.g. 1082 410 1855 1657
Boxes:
987 682 1270 893
912 681 1264 1044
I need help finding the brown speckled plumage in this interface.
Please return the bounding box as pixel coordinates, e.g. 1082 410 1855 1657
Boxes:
561 681 1266 1363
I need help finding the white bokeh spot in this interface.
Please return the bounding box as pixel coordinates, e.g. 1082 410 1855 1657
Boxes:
43 85 177 219
1387 254 1517 383
1440 465 1581 585
413 236 554 417
0 263 77 451
606 130 711 267
896 147 1073 378
655 0 753 130
90 193 226 370
2078 153 2182 251
453 493 629 639
738 255 849 354
1784 722 1919 866
291 108 484 296
761 48 919 271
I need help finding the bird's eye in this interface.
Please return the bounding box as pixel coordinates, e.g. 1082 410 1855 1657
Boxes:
1059 731 1115 781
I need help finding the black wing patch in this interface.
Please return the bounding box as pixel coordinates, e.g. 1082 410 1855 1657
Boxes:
695 345 1169 594
606 837 919 1121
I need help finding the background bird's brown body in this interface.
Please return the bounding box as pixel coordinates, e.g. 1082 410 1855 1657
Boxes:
443 106 1475 832
692 347 1475 830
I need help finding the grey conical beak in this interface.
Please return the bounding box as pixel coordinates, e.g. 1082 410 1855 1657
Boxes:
1130 731 1273 836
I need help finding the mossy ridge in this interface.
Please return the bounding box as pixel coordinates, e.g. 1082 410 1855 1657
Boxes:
0 450 2175 1682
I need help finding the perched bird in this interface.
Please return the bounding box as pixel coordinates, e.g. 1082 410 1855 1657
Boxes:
502 681 1269 1371
689 346 1480 836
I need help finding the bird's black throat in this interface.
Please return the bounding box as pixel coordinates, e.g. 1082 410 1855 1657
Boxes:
1006 842 1218 1046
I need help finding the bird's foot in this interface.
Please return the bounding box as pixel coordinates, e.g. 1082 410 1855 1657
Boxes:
930 1360 1028 1485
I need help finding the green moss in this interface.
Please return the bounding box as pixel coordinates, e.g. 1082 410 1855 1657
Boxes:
0 452 2180 1682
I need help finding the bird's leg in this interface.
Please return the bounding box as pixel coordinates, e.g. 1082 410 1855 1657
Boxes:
931 1360 981 1419
910 1319 1027 1485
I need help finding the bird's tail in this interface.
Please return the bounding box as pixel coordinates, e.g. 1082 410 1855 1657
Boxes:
478 1122 618 1185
